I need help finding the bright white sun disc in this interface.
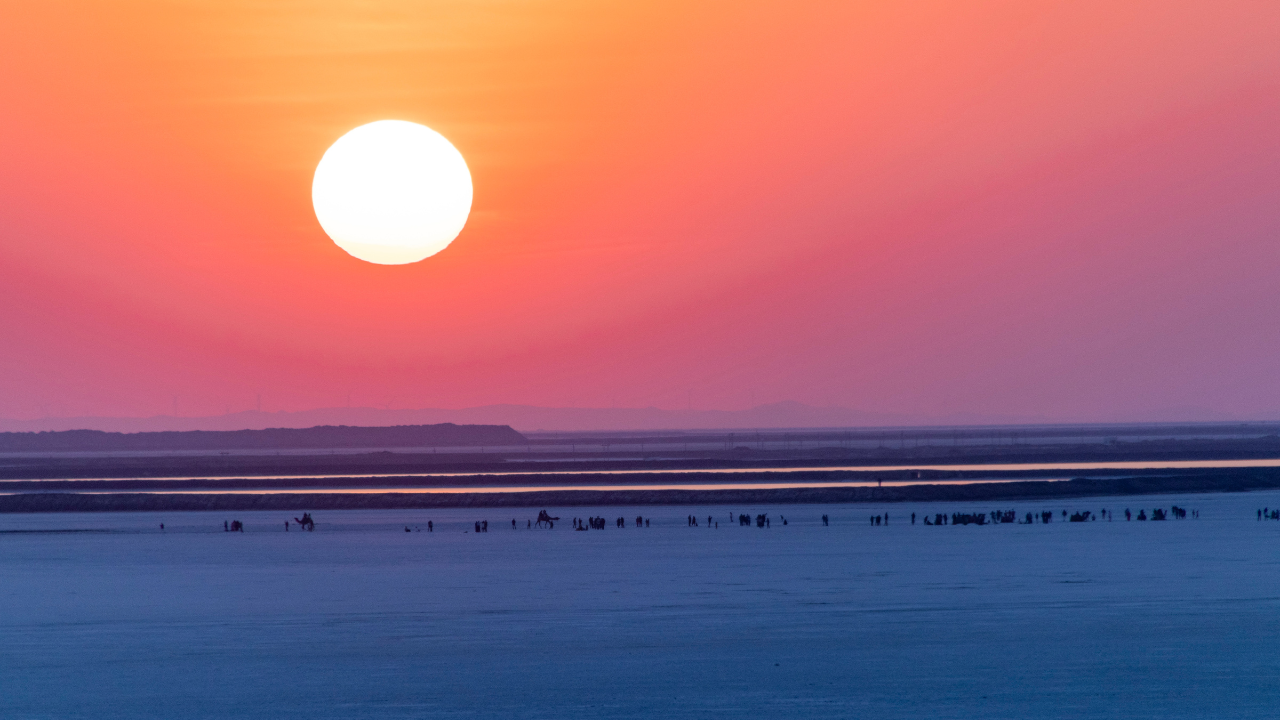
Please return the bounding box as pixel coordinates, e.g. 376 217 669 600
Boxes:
312 120 472 264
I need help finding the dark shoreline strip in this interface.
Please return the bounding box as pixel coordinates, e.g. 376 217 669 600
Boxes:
2 465 1275 492
2 471 1279 512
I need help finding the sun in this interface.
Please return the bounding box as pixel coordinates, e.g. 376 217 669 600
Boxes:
312 120 473 265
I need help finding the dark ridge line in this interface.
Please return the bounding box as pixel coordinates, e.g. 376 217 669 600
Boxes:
0 464 1275 493
0 424 526 453
1 471 1278 512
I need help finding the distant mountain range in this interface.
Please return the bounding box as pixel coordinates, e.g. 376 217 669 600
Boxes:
0 424 526 453
0 402 1055 434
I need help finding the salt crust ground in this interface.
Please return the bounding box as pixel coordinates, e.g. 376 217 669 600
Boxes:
2 491 1279 719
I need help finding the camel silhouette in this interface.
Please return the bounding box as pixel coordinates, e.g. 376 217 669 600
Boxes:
534 510 559 529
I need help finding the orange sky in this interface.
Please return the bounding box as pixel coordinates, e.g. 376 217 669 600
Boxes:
2 1 1279 423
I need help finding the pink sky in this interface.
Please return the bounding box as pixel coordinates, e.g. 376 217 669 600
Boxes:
1 1 1278 424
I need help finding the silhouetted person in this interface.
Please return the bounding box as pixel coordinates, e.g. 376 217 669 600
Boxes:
428 521 433 532
285 521 289 531
512 519 517 529
224 521 228 532
1125 509 1131 521
160 523 164 530
482 520 488 532
911 513 916 525
822 514 829 526
645 519 649 527
405 526 411 533
474 521 480 533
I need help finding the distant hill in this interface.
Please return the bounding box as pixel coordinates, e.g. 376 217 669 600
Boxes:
0 424 526 453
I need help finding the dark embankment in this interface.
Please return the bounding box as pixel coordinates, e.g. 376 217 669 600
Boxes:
5 434 1280 481
0 464 1269 493
0 424 525 453
4 469 1280 512
5 430 1280 481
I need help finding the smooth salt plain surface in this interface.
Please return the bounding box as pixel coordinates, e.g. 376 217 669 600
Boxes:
3 491 1280 719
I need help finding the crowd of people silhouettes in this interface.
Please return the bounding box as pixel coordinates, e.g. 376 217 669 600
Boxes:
217 503 1209 534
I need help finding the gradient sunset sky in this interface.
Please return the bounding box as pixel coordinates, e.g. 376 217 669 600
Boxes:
2 1 1278 422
